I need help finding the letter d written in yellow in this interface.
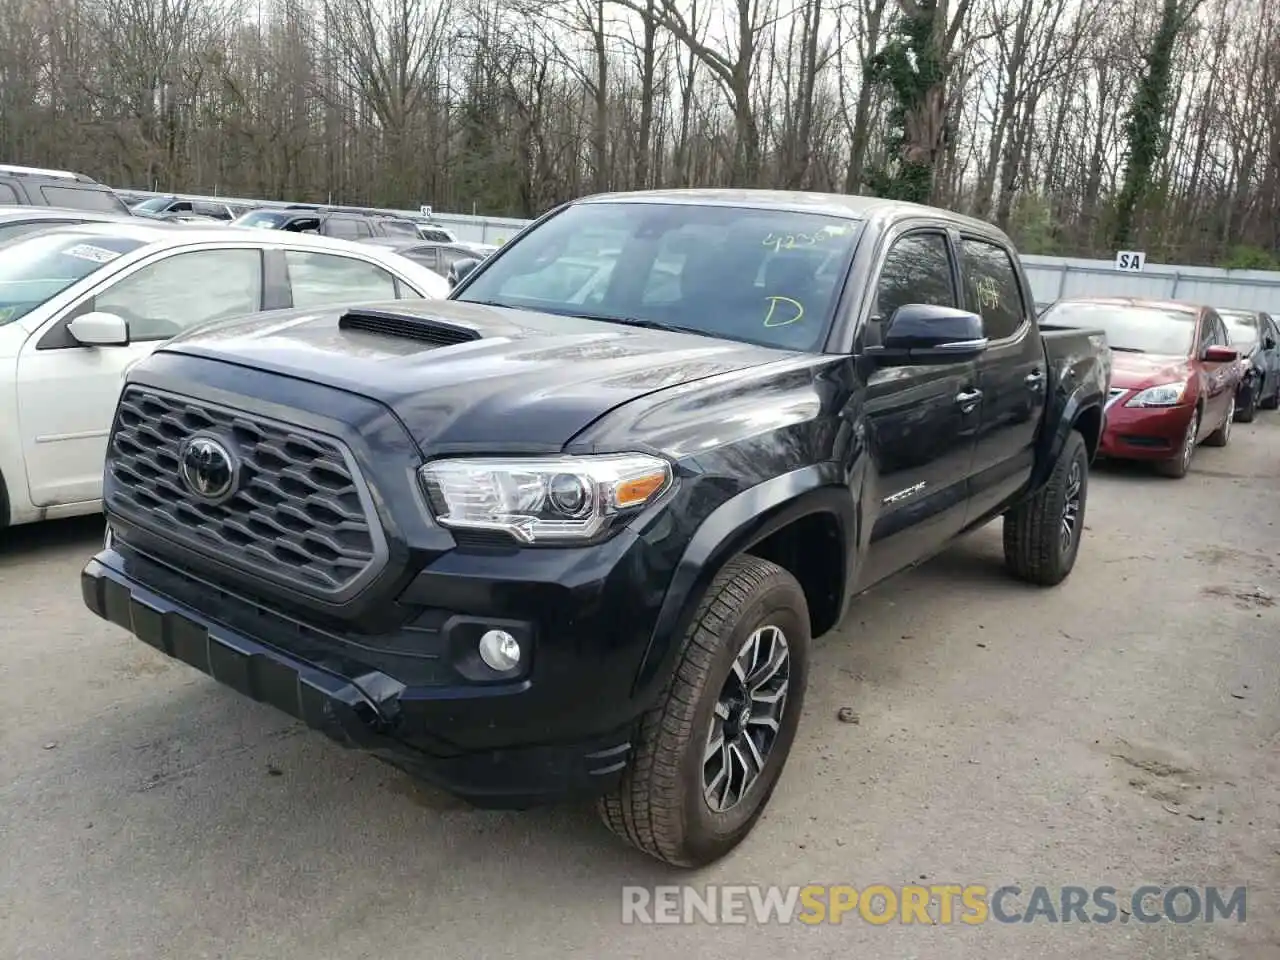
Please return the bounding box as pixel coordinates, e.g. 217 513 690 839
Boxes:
798 886 826 925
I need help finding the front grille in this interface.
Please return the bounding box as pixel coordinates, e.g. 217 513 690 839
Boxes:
107 386 385 600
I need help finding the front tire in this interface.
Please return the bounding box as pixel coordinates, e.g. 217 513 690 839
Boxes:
1155 408 1200 479
598 555 810 867
1205 395 1234 446
1260 380 1280 410
1236 388 1256 423
1003 429 1088 587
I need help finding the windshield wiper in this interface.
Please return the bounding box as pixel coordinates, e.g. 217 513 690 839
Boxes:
572 313 712 338
1108 346 1145 353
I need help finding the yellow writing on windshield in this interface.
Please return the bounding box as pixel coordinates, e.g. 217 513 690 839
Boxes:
762 224 849 253
763 296 805 327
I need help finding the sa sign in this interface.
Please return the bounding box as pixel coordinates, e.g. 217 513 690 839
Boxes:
1115 250 1146 272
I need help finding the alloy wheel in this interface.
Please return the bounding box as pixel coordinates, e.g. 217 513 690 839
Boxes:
1059 459 1082 555
703 625 791 813
1181 414 1198 471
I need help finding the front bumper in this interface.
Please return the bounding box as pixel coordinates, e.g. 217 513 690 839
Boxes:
82 547 635 808
1098 399 1195 461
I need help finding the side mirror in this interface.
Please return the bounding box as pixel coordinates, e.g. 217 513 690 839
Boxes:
866 303 988 364
1264 336 1276 351
1203 345 1239 363
67 311 130 347
449 257 481 289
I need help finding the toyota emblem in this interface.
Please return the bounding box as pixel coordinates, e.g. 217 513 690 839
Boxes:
178 435 238 502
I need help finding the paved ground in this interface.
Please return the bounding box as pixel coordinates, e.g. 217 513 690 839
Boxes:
3 420 1279 960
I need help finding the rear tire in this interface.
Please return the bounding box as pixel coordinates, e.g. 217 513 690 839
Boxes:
1205 395 1234 446
597 554 809 867
1003 430 1088 587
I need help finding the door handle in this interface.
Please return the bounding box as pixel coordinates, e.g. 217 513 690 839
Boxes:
1025 369 1046 390
955 388 982 414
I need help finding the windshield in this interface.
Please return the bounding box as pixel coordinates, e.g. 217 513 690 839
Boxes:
1220 311 1259 350
0 232 145 326
131 197 173 214
1039 301 1197 356
453 201 862 351
232 211 293 229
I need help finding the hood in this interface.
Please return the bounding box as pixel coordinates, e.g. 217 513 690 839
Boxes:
1108 351 1192 390
159 300 800 452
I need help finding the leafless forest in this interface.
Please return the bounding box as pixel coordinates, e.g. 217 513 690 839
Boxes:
1 0 1277 265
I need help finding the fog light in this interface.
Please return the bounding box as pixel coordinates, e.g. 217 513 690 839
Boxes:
478 629 521 671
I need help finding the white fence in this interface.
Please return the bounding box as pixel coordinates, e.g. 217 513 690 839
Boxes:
1021 255 1280 314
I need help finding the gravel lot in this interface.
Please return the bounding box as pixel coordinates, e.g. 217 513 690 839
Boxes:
3 420 1279 960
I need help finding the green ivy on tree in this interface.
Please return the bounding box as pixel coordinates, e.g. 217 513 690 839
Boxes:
1111 0 1203 249
865 0 944 204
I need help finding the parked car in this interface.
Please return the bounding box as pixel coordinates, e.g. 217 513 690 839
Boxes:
0 205 171 245
0 222 448 527
230 207 421 240
83 189 1109 866
456 240 498 258
406 218 459 243
0 164 132 215
358 237 495 278
1039 297 1239 477
131 195 254 222
1218 307 1280 421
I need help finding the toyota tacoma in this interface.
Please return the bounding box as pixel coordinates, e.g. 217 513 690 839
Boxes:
82 190 1110 867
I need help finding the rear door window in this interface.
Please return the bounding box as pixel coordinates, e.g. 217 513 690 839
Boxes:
959 237 1026 340
285 250 401 307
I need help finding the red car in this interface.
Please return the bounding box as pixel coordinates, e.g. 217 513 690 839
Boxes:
1038 298 1240 478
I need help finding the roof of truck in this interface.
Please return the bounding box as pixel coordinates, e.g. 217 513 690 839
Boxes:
576 188 1005 237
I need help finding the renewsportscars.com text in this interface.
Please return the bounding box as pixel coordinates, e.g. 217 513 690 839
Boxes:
621 884 1247 926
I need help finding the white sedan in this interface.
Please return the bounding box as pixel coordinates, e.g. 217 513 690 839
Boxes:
0 222 448 527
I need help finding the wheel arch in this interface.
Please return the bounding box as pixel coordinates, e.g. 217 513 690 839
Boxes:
630 464 856 705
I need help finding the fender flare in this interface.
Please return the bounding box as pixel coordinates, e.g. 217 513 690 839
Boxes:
630 462 856 703
1029 387 1104 491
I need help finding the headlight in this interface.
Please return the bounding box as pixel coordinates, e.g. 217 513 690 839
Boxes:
1125 382 1187 407
419 453 673 543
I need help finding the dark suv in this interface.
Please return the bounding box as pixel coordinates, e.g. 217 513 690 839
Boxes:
230 207 421 240
0 164 131 214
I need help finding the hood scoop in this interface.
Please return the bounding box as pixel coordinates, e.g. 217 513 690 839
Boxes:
338 308 484 347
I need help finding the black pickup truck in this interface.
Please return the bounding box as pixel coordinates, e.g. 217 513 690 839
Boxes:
82 190 1110 867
